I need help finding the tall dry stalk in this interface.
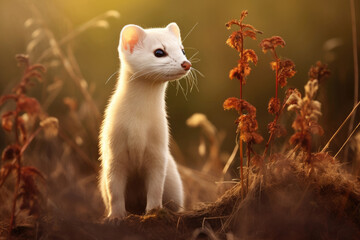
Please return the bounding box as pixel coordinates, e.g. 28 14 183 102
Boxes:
0 55 58 239
260 36 295 157
344 0 359 161
223 11 263 197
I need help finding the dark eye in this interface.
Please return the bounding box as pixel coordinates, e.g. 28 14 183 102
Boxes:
182 49 186 55
154 49 167 57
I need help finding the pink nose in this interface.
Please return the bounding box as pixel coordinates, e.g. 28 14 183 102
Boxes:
181 61 192 71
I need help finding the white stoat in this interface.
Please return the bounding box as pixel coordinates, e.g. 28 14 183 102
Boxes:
99 23 191 220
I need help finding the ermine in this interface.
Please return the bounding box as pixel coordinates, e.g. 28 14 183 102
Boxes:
99 23 191 220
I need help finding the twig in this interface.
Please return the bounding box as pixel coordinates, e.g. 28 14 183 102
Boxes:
321 101 360 152
20 127 42 155
334 121 360 158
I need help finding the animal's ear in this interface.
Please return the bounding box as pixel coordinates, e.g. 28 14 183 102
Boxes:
119 24 146 54
166 22 181 40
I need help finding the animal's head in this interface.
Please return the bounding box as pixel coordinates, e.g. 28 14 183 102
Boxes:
118 23 192 82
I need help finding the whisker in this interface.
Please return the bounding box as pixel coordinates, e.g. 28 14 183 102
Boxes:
105 70 119 85
190 58 200 63
189 51 199 61
191 67 205 78
184 47 197 50
175 79 188 100
188 71 195 92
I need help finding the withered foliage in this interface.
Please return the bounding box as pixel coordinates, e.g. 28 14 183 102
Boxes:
223 11 263 197
276 59 296 88
308 61 331 83
259 36 285 53
0 55 58 236
223 13 334 196
223 98 263 144
259 36 296 156
223 11 262 144
286 62 330 161
226 10 262 86
267 97 280 115
260 36 296 104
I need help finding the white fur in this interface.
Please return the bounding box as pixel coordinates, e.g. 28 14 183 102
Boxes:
99 23 188 219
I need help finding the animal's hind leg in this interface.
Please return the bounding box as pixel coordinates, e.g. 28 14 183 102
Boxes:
163 155 184 211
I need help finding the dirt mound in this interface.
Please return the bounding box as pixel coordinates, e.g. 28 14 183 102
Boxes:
4 152 359 240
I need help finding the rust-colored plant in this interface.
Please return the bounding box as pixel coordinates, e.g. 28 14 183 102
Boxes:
0 55 58 238
260 36 296 156
223 10 263 197
308 61 331 83
286 61 330 162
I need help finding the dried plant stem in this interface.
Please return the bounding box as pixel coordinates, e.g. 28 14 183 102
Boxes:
36 11 119 63
45 32 100 120
246 144 251 193
8 156 21 240
263 115 278 157
344 0 359 160
239 35 245 199
27 2 100 123
8 112 21 240
263 56 280 158
20 127 42 155
275 58 279 99
321 101 360 152
334 121 360 158
222 143 239 175
239 120 244 198
8 126 43 239
224 11 261 198
239 138 244 199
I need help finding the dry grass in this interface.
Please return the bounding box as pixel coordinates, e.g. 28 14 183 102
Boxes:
2 152 359 240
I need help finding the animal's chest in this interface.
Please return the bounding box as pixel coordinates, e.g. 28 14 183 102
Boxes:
123 114 168 167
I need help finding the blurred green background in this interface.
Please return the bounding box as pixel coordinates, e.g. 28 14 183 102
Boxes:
0 0 359 167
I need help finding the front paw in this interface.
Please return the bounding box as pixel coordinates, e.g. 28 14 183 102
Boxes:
103 213 126 225
103 216 121 225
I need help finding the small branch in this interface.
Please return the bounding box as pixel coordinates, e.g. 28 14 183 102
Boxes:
20 127 42 155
